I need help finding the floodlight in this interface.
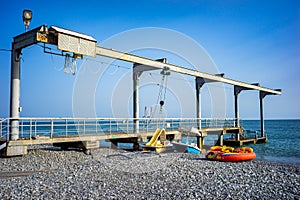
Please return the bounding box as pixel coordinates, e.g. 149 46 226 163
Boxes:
22 10 32 31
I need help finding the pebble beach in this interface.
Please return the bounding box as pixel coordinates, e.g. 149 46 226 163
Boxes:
0 146 299 199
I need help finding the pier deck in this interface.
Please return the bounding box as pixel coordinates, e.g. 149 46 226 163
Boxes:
224 137 268 146
0 118 247 156
5 130 180 147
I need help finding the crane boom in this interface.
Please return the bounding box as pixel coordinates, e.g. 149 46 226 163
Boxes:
95 46 281 95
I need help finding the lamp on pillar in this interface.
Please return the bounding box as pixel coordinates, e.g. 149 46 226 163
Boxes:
22 10 32 32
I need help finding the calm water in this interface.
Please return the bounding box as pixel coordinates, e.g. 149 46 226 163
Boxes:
185 119 300 164
243 120 300 164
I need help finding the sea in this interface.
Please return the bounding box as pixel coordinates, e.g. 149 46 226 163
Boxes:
199 120 300 164
243 120 300 164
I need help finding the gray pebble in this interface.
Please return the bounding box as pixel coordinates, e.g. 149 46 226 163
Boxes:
0 145 299 199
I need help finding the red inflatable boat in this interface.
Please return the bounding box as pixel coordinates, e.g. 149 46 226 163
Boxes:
206 146 256 162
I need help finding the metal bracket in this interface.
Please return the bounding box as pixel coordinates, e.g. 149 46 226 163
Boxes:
133 58 167 80
196 73 225 90
234 83 260 96
260 89 281 99
14 25 48 50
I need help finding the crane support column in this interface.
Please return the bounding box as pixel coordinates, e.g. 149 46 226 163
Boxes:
9 25 48 141
259 91 266 138
195 77 205 129
233 86 242 141
196 74 225 129
234 85 244 127
234 92 239 126
132 58 167 133
234 83 261 127
259 90 282 138
133 69 141 133
9 46 22 140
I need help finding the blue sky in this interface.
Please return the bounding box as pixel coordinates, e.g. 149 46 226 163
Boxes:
0 0 299 119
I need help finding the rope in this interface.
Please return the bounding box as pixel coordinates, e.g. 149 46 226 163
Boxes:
163 75 168 102
152 74 169 115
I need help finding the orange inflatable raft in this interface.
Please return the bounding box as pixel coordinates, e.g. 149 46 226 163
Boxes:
206 146 256 162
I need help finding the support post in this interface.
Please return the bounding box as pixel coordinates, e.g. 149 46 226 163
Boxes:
195 74 224 130
234 84 260 128
133 71 140 133
8 26 47 142
259 91 266 138
259 89 281 138
234 86 242 127
195 78 205 130
132 58 167 134
9 44 22 140
196 136 204 149
219 133 224 146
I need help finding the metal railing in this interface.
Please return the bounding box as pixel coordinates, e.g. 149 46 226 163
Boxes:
0 118 9 140
0 117 240 140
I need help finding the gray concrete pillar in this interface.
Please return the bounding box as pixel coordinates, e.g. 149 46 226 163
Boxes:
259 91 266 138
133 72 140 133
234 86 241 127
195 78 204 129
9 45 22 140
